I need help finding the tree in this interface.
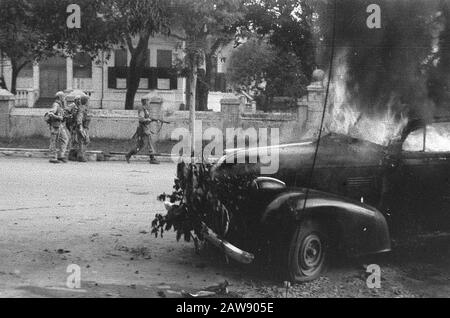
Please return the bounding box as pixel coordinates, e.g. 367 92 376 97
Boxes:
98 0 170 109
227 37 308 110
169 0 246 111
227 37 272 110
35 0 170 110
242 0 316 87
226 0 315 110
227 38 273 94
0 0 53 94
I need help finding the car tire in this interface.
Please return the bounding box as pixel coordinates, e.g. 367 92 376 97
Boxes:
287 220 327 283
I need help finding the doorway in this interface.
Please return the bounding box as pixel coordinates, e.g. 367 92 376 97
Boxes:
39 56 67 98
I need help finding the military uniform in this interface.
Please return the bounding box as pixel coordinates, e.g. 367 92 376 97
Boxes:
65 99 81 161
73 102 91 162
45 99 69 163
126 104 159 164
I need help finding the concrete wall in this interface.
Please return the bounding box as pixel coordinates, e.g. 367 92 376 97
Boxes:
0 89 15 138
1 75 325 145
5 106 308 144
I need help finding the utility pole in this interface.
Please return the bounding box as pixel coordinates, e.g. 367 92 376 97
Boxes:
189 63 197 159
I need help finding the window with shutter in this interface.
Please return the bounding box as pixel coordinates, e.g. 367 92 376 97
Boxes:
144 49 150 68
115 49 128 67
107 67 116 89
156 50 172 68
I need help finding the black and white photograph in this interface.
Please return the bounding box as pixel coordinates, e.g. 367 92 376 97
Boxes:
0 0 449 301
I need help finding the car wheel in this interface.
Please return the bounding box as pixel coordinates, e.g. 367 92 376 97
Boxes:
287 220 327 283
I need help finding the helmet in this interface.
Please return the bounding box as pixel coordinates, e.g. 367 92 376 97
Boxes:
80 95 89 105
55 91 66 100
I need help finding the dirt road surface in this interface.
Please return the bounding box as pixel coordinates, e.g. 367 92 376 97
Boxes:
0 157 449 298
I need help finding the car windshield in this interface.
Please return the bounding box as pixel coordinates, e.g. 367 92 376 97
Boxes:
403 122 450 152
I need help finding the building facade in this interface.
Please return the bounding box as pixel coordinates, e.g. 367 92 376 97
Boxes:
0 34 232 111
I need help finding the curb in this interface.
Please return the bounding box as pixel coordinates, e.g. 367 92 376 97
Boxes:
0 148 220 163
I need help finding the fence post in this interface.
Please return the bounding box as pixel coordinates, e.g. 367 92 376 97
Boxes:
221 98 242 132
27 89 35 108
0 89 14 138
304 69 325 138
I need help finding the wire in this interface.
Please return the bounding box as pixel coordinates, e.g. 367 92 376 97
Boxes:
302 0 337 211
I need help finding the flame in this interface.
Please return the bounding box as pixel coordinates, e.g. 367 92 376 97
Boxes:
326 53 408 146
403 123 450 152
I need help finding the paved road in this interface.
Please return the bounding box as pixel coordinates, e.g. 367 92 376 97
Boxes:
0 157 250 297
0 157 449 298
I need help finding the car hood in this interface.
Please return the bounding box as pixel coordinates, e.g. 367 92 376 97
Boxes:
218 133 386 173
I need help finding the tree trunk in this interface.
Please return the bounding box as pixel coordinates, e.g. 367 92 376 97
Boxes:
10 61 19 95
11 69 18 95
125 37 149 110
185 75 191 110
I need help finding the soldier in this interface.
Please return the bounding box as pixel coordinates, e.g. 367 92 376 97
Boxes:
44 91 69 164
125 98 160 164
72 95 91 162
65 95 82 161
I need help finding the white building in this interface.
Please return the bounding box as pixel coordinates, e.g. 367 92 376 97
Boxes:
0 34 233 111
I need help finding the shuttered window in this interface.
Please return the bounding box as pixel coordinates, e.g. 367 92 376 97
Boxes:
115 49 128 67
157 50 172 68
108 48 177 90
144 49 150 68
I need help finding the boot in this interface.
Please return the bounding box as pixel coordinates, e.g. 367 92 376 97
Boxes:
149 156 160 165
125 153 132 163
58 157 68 163
49 158 60 164
68 149 78 161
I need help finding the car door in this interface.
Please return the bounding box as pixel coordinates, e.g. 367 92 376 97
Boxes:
386 123 450 236
420 122 450 232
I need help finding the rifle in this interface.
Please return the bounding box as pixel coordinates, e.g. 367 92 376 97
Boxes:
149 118 171 125
146 118 172 135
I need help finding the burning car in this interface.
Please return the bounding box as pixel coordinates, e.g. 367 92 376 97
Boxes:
157 116 450 283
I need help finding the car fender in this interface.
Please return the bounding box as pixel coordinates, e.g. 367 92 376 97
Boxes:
261 189 391 257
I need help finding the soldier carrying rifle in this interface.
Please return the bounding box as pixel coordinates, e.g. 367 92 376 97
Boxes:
44 91 69 164
65 95 81 161
125 98 169 164
72 95 91 162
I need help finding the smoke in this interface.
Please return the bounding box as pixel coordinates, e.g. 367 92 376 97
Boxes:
316 0 450 144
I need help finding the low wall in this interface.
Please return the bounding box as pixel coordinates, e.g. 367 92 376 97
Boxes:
7 106 308 143
90 88 186 112
1 77 324 145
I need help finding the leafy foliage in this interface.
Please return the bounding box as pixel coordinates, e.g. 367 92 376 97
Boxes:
243 0 316 76
2 0 169 109
227 0 316 110
169 0 246 110
227 38 273 93
152 162 256 245
227 37 309 110
0 0 55 94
